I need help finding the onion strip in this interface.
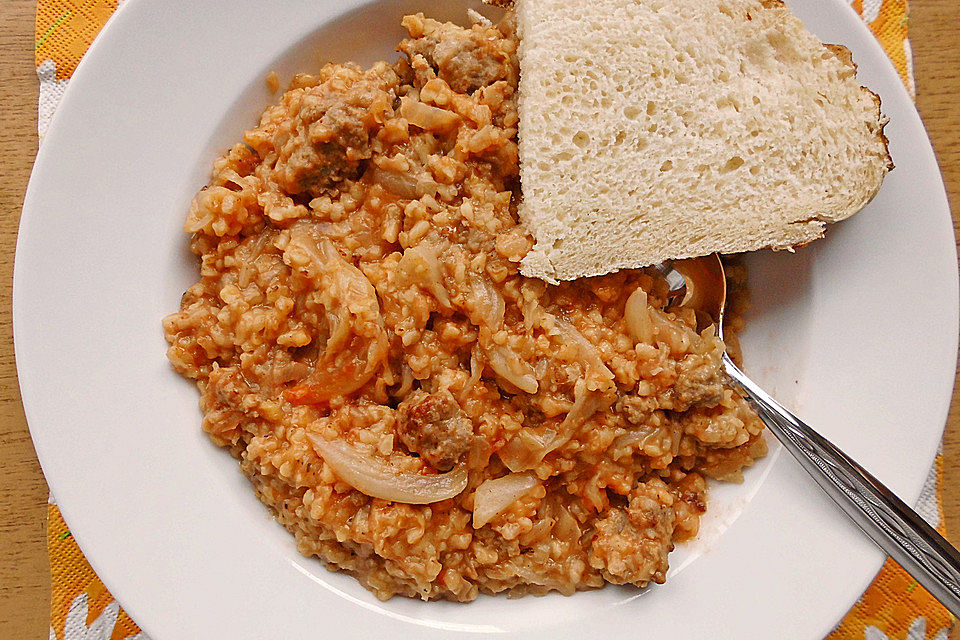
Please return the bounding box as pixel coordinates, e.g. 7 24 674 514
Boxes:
552 318 615 389
308 434 468 504
486 343 539 394
472 473 538 528
624 287 654 345
398 243 452 309
282 228 388 403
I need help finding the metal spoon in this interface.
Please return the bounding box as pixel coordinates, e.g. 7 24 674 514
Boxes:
663 253 960 615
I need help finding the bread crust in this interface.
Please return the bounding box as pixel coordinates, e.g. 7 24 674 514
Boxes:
515 0 892 281
766 5 891 176
762 9 893 177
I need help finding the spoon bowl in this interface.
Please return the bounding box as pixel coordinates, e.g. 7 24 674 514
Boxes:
662 254 960 615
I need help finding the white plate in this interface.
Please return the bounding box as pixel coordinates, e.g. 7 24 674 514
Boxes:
15 0 958 638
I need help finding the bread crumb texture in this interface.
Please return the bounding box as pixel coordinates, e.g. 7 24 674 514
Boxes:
516 0 891 282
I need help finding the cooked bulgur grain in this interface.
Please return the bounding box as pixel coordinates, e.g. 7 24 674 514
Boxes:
163 10 765 602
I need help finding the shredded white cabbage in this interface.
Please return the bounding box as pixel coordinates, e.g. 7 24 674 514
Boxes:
472 473 538 528
308 434 468 504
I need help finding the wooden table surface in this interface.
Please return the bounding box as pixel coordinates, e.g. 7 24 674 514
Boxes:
0 1 958 637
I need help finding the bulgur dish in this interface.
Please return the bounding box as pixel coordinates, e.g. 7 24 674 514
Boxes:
163 10 766 602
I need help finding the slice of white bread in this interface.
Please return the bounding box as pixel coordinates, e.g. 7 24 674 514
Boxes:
514 0 892 282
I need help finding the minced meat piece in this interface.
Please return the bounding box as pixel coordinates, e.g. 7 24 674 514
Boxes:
695 433 769 483
244 62 400 197
587 479 676 586
199 365 254 448
679 395 761 448
672 353 724 411
397 389 473 471
615 394 659 426
398 14 517 94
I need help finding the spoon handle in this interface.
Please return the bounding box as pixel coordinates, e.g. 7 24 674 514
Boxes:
722 353 960 615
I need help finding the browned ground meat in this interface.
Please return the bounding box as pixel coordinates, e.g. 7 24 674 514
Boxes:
615 394 659 426
164 10 765 603
587 479 677 586
671 353 725 411
398 14 516 94
397 389 473 471
246 63 400 198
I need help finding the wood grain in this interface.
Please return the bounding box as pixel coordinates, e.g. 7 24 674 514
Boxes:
913 0 960 541
0 1 50 638
0 1 956 638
